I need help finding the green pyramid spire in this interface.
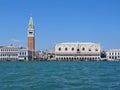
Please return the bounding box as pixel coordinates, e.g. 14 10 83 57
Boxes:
29 16 34 26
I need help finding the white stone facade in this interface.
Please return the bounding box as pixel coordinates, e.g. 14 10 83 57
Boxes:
55 42 101 60
18 48 32 61
0 46 32 61
106 49 120 60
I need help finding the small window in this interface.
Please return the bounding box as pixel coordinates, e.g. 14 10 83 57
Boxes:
72 48 74 51
89 49 91 51
112 53 114 55
109 53 111 55
65 48 68 51
58 48 61 51
95 48 98 51
77 49 79 52
29 32 33 34
82 48 85 51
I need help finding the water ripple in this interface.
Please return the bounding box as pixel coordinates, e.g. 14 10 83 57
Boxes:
0 61 120 90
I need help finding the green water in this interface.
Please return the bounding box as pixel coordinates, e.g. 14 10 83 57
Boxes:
0 61 120 90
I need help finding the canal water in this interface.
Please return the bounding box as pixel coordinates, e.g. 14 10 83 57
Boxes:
0 61 120 90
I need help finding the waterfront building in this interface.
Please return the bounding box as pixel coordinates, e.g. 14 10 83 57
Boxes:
0 46 32 61
54 42 101 60
101 50 107 58
35 50 48 60
100 50 107 60
28 16 35 60
106 49 120 60
18 47 32 61
47 48 55 60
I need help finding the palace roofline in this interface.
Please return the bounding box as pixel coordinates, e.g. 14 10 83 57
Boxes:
58 42 99 45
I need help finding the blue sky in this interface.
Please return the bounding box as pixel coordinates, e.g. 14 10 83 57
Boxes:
0 0 120 50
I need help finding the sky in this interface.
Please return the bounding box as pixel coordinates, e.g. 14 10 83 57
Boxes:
0 0 120 50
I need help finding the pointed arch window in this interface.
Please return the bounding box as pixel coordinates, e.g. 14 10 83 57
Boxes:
82 48 85 51
72 48 74 51
65 48 68 51
58 48 61 51
89 49 91 51
77 49 80 52
95 48 98 51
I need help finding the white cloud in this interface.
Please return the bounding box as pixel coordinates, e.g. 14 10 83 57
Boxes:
11 39 21 43
8 38 26 47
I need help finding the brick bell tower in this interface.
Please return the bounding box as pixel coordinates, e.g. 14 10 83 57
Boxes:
28 16 35 59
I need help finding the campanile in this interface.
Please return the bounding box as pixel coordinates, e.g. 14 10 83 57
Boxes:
28 16 35 52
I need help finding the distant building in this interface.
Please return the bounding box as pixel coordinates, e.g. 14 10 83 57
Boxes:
47 48 55 60
35 50 47 60
0 46 32 61
18 47 32 61
100 50 107 60
106 49 120 60
54 42 101 60
101 50 107 58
